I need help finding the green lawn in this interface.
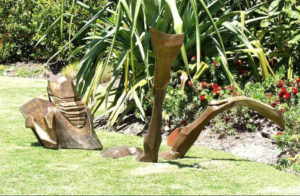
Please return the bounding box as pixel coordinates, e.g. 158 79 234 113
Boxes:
0 76 300 195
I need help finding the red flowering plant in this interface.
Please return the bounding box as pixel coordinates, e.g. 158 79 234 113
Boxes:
163 78 242 129
160 54 299 154
244 76 300 161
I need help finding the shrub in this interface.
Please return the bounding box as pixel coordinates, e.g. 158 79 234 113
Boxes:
252 0 300 77
0 0 106 63
61 61 79 78
14 66 46 78
0 65 5 75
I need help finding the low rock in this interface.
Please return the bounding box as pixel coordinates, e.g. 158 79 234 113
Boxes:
261 131 271 139
3 68 14 76
101 146 143 158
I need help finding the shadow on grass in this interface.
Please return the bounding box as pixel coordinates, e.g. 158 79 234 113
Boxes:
31 142 57 151
31 142 41 147
164 156 251 169
166 160 195 169
184 155 250 162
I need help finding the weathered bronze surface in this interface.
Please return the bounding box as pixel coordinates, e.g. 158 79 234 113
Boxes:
159 96 285 160
137 28 184 162
20 74 103 150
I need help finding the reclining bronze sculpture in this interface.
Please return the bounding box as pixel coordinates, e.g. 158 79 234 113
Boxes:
159 96 285 160
20 74 103 150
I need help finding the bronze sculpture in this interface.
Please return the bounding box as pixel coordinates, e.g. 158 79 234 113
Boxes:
20 74 103 150
138 29 285 162
159 96 285 160
137 28 184 162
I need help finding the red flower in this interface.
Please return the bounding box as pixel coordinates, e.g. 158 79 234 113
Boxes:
200 95 206 101
292 87 298 95
296 77 300 83
276 132 283 136
210 83 222 95
180 120 187 126
191 55 197 62
225 116 229 123
225 85 235 91
201 81 207 88
278 80 285 88
212 83 219 89
187 81 193 87
213 61 218 67
213 87 222 95
238 68 247 75
271 100 279 108
235 60 242 67
278 87 287 95
232 91 239 97
282 93 290 100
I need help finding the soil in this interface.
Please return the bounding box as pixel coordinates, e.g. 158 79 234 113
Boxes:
195 126 281 164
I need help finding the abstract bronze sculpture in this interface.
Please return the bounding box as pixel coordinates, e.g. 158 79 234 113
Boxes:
159 96 285 160
137 28 184 162
20 74 103 150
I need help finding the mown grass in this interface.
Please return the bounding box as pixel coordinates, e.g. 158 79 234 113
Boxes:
0 76 300 195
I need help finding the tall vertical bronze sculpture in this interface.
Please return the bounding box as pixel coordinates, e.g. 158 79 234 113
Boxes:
159 96 285 160
20 74 103 150
137 28 184 162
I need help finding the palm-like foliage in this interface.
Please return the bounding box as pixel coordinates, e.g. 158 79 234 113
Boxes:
45 0 274 125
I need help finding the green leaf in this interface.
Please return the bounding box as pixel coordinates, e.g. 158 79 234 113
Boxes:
165 0 189 75
46 2 112 62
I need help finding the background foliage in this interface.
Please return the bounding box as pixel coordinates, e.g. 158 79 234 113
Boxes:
0 0 106 63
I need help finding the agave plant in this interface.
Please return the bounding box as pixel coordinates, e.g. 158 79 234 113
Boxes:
44 0 274 125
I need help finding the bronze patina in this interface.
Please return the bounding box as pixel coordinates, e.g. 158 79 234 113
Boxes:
137 28 184 162
20 74 102 150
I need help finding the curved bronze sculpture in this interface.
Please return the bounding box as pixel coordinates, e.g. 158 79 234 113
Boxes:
20 74 103 150
137 28 184 162
159 96 285 160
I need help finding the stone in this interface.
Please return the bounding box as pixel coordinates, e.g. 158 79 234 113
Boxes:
101 146 143 158
261 131 271 139
3 67 14 76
